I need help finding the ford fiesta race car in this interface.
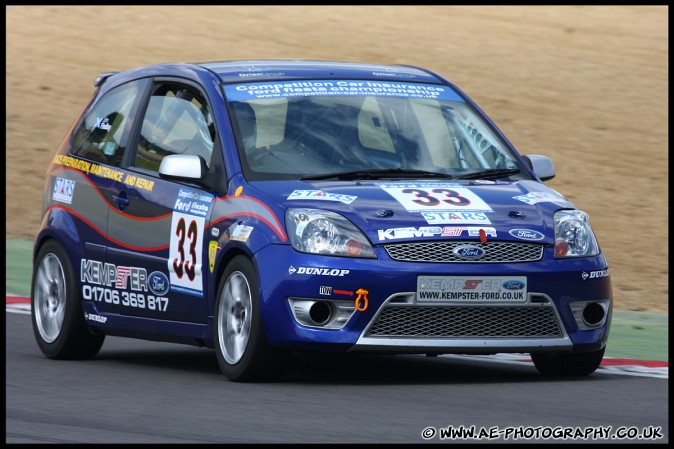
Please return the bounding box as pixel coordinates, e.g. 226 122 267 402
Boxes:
32 60 612 382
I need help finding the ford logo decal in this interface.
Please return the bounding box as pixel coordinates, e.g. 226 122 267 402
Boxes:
148 271 170 296
453 245 486 260
509 229 545 241
502 280 525 290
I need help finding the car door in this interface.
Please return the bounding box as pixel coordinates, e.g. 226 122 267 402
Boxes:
105 79 220 324
64 78 149 317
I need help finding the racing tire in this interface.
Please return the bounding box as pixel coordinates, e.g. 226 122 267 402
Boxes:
214 256 288 382
531 347 605 376
31 240 105 359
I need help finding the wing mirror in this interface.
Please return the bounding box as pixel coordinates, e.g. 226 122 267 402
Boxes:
158 154 208 181
523 154 556 181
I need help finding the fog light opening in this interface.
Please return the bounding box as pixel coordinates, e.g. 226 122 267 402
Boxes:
582 302 605 326
309 301 332 325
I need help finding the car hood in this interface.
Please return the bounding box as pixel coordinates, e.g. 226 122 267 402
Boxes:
249 179 576 245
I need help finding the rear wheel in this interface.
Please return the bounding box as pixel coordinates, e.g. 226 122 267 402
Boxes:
214 256 288 382
531 347 605 376
31 240 105 359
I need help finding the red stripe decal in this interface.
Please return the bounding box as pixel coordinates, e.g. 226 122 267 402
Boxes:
50 166 171 222
47 205 170 252
333 290 354 296
210 194 287 241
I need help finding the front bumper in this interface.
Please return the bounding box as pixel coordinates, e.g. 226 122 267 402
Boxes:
255 244 612 354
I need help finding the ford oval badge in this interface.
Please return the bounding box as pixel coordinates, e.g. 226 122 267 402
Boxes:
502 280 525 290
148 271 170 296
509 229 545 241
453 244 486 260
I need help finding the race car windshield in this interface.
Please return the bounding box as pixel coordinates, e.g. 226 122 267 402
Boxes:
224 80 524 181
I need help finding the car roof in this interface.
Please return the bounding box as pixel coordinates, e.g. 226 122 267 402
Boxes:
95 60 451 94
197 59 445 84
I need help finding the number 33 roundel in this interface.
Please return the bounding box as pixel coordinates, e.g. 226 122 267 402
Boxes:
168 189 214 297
381 185 493 213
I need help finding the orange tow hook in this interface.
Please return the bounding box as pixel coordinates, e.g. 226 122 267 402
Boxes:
355 288 369 312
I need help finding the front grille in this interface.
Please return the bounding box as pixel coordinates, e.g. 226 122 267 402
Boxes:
383 241 544 263
365 305 562 338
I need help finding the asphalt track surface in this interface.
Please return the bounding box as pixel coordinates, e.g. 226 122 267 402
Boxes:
5 311 668 444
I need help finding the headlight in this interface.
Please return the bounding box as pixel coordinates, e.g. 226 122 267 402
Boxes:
285 208 376 258
554 210 599 258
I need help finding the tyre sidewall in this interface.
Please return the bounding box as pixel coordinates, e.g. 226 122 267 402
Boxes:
214 256 263 380
214 255 288 382
531 347 605 376
31 240 103 359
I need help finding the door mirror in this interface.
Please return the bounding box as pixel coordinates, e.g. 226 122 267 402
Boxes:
158 154 207 180
524 154 556 181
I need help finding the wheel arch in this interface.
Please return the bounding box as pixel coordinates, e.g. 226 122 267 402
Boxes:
210 245 258 316
33 208 86 267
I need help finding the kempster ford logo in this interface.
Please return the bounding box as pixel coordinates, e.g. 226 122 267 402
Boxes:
378 226 496 240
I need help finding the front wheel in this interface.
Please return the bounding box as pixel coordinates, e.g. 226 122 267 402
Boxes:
531 347 605 376
31 240 105 359
214 256 288 382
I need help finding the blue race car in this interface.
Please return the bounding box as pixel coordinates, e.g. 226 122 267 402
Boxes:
31 60 612 381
